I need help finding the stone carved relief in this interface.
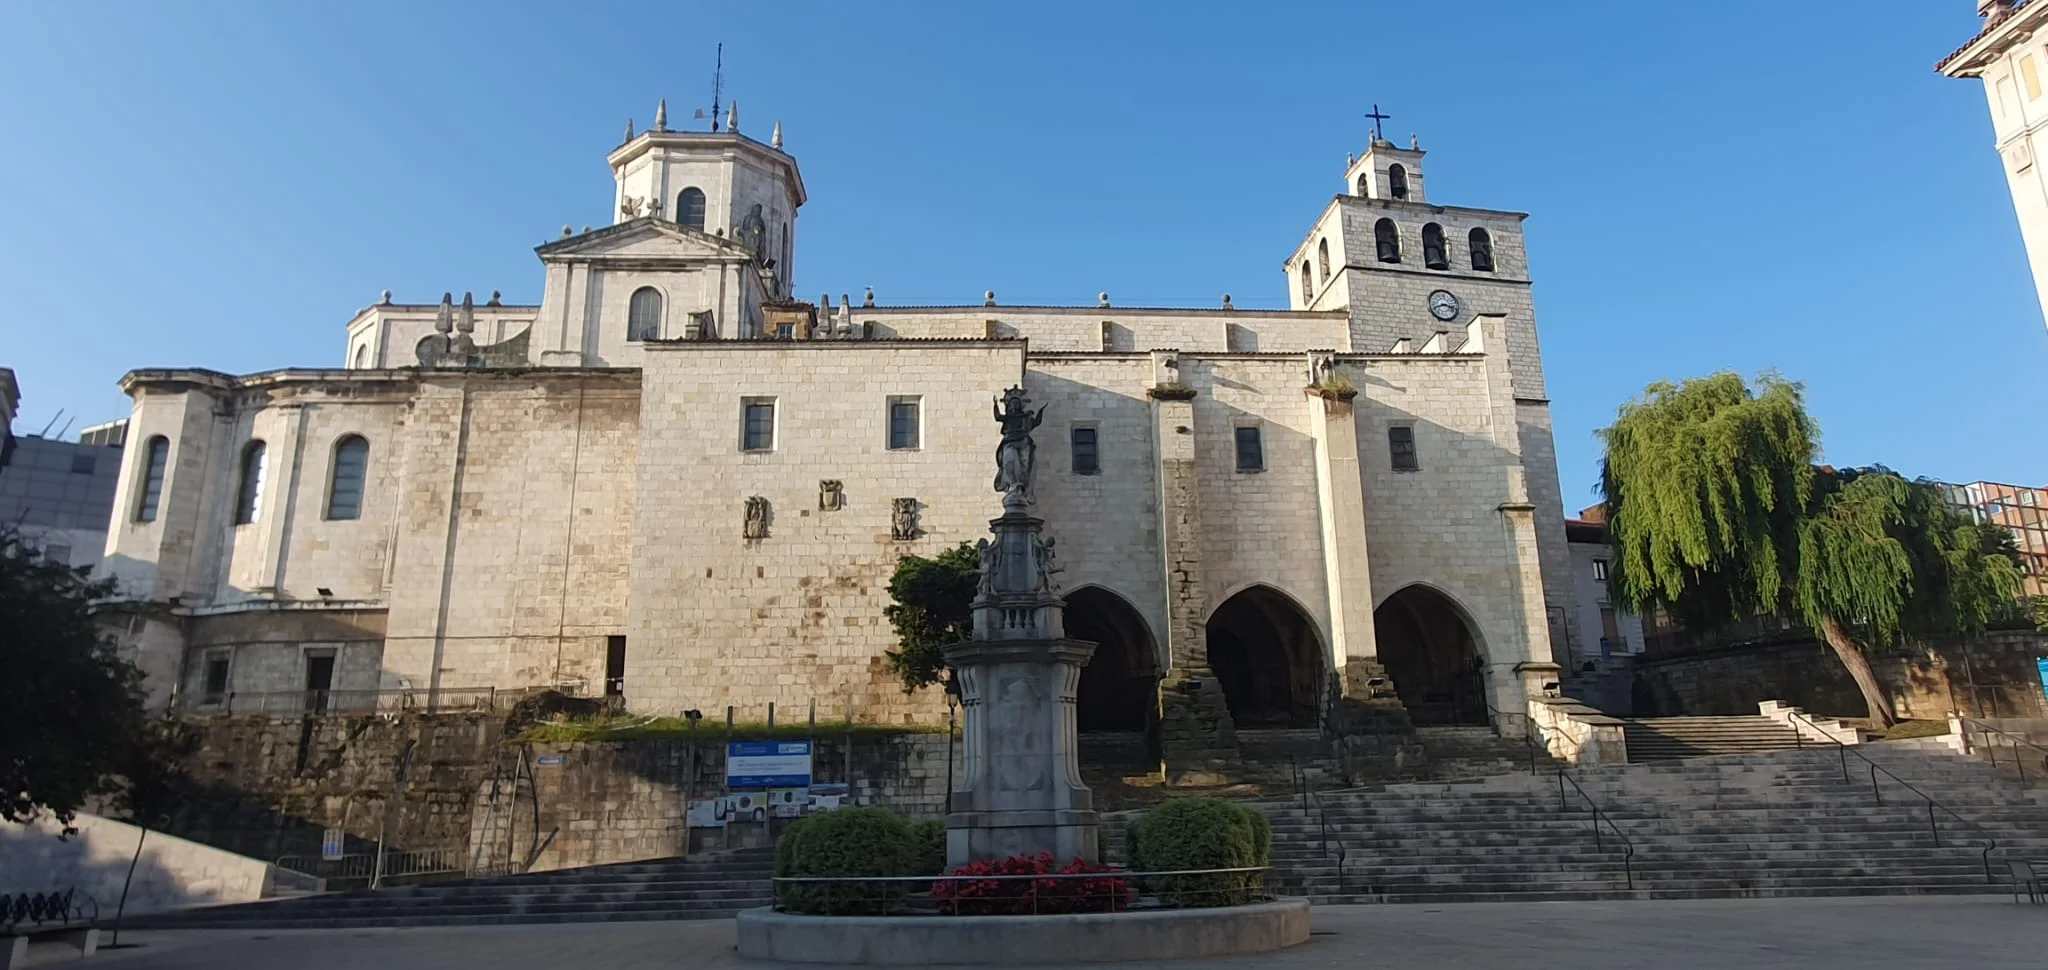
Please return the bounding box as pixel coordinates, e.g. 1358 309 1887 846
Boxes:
416 292 481 368
743 496 770 539
1307 351 1337 387
1033 535 1062 595
974 538 997 597
619 196 643 219
891 498 921 541
819 480 844 512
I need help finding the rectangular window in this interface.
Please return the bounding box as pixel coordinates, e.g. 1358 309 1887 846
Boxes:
887 397 921 450
1071 426 1100 475
1592 559 1610 582
70 452 96 475
1388 426 1419 471
136 436 169 522
775 323 796 340
741 398 777 452
605 635 627 697
304 649 336 714
202 654 230 705
2022 55 2041 100
1234 426 1264 472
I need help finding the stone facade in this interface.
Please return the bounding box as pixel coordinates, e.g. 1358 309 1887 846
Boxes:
105 114 1579 764
1632 630 2048 722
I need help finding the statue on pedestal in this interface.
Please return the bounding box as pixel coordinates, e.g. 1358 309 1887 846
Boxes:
992 386 1046 506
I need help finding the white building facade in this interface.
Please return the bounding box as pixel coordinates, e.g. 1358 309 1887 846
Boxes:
1943 0 2048 329
102 115 1580 768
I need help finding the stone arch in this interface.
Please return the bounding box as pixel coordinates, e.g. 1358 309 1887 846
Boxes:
1205 584 1325 728
1067 585 1160 732
1373 583 1489 725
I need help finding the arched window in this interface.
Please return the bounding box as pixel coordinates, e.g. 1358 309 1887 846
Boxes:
1356 174 1370 197
1422 223 1448 270
1316 239 1331 282
234 441 267 526
135 435 169 523
628 286 663 341
1468 228 1496 272
1299 261 1314 304
676 187 707 230
353 345 368 369
327 436 369 521
1389 164 1409 200
1374 218 1401 263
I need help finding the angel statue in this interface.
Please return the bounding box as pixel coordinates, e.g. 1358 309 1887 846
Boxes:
991 386 1046 505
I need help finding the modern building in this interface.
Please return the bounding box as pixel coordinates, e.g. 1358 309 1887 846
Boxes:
101 106 1583 771
1938 479 2048 596
1941 0 2048 328
1562 505 1646 665
0 375 126 575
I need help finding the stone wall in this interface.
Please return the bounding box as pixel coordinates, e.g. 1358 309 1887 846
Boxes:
0 813 278 914
1631 631 2048 721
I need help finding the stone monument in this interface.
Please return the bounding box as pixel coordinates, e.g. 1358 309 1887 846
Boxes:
943 386 1099 866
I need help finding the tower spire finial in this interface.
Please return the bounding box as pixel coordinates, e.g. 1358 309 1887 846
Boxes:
1364 103 1392 144
624 118 635 142
771 120 783 150
653 99 667 132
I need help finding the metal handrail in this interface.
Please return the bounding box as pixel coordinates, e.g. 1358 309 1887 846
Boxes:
1556 770 1636 890
1787 710 2000 881
772 865 1270 885
1958 716 2048 784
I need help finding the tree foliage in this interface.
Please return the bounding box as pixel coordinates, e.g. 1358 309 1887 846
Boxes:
882 542 978 692
0 530 150 826
1600 374 2024 725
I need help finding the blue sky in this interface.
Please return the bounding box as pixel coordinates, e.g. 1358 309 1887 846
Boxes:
2 1 2040 511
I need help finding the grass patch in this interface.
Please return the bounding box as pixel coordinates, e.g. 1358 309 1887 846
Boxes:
516 714 949 743
1871 718 1950 741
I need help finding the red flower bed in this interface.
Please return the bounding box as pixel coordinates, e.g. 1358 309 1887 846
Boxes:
930 852 1132 915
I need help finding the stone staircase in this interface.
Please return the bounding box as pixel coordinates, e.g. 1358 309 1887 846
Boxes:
128 846 776 929
1416 725 1565 779
1624 715 1805 761
1245 745 2048 903
1236 728 1345 787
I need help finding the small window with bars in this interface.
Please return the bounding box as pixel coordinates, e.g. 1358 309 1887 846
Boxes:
1592 559 1610 582
741 398 777 452
1071 426 1099 475
1388 426 1419 471
887 397 921 450
1234 425 1264 472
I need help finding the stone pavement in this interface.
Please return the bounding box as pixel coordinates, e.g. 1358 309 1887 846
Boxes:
26 896 2048 969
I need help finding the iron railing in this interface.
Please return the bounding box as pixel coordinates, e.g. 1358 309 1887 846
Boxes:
1 889 97 933
770 866 1271 914
274 848 467 888
176 682 586 716
1487 702 1543 775
1787 710 2001 881
1556 770 1636 890
1957 717 2048 785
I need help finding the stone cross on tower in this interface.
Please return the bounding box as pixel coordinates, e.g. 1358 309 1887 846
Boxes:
943 385 1099 867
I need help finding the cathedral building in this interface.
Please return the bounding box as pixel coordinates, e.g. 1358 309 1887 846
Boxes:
102 105 1579 765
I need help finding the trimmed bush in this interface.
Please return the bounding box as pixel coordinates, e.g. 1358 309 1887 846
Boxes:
910 819 948 876
773 806 922 914
1126 797 1273 907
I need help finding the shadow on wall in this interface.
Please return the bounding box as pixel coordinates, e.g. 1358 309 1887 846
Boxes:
0 813 275 915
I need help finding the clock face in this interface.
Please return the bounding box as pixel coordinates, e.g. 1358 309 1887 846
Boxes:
1428 290 1460 321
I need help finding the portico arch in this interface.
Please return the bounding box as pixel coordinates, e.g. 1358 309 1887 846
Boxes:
1066 586 1159 732
1374 583 1488 725
1205 585 1325 728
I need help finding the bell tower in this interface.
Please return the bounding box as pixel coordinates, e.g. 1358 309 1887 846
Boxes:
607 101 807 297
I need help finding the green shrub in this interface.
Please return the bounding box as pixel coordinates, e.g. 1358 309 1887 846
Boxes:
1127 797 1272 907
910 819 948 876
773 806 922 914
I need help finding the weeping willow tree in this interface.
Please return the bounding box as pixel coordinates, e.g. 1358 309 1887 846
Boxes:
1600 373 2023 727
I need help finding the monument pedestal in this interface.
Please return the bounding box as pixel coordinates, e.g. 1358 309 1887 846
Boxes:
943 638 1098 865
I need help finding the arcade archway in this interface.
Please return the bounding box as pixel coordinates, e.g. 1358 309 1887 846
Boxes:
1067 586 1159 732
1205 585 1325 728
1374 584 1487 725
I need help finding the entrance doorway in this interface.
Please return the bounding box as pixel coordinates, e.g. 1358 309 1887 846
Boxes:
1205 586 1324 728
303 649 335 714
1373 585 1487 725
605 635 627 698
1067 587 1159 732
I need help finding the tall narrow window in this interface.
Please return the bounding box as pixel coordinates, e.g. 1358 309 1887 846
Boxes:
1389 164 1410 199
1592 559 1610 582
1234 426 1264 472
136 435 169 522
742 398 777 452
353 345 368 369
628 286 662 341
2024 55 2042 100
1421 223 1448 270
234 441 267 525
1388 425 1419 471
1317 238 1331 282
1356 174 1370 197
327 435 369 520
605 635 627 697
202 653 231 705
1299 261 1314 303
676 187 707 229
1071 426 1100 475
1374 219 1401 264
1468 228 1496 272
887 396 921 450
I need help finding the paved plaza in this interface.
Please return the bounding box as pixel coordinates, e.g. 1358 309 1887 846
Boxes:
26 896 2048 970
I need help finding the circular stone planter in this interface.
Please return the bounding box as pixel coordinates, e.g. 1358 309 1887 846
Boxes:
734 898 1312 965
